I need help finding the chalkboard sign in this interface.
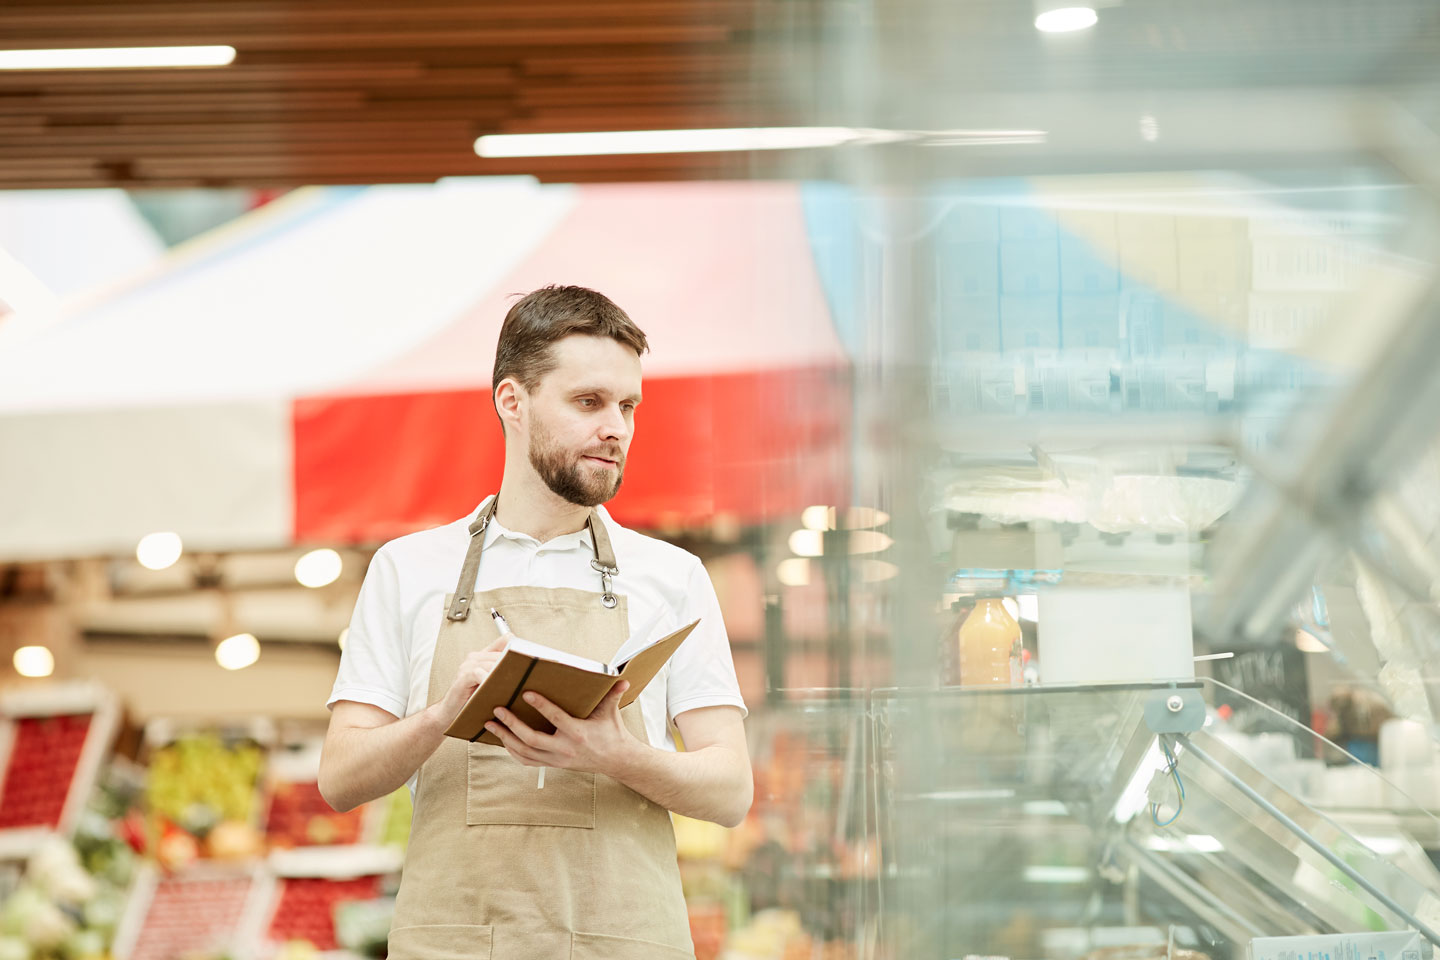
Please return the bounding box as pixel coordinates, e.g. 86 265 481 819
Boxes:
1210 645 1311 751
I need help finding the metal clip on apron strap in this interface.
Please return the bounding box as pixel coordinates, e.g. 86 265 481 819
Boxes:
447 495 622 619
447 495 498 621
587 510 620 609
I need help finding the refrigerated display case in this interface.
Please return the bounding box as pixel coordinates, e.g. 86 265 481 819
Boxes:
739 1 1440 954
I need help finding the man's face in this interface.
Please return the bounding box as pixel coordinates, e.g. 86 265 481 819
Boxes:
524 335 642 507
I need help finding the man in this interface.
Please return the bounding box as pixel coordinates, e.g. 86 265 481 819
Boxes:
319 285 752 959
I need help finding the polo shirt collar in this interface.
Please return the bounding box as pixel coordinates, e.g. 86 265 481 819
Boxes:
470 499 607 553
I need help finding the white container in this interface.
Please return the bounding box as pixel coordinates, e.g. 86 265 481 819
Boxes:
1387 767 1440 811
1322 765 1386 808
1037 586 1195 685
1379 718 1439 772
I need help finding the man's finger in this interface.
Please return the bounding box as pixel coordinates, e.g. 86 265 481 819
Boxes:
493 707 549 748
482 635 509 653
521 692 575 731
598 680 629 713
485 721 547 765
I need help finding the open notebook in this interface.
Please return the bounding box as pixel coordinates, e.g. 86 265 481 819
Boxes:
444 618 700 745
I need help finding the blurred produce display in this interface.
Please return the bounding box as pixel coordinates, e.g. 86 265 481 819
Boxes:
265 781 364 848
0 683 871 959
267 876 381 950
0 715 90 829
126 868 256 960
144 735 263 843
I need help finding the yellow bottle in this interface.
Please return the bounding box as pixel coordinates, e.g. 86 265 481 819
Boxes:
958 598 1021 687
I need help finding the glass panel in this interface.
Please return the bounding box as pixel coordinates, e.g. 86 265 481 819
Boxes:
874 680 1440 959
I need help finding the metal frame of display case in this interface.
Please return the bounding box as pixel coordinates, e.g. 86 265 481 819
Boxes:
862 680 1440 959
1170 733 1440 948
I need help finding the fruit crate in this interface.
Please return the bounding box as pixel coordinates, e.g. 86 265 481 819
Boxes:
263 741 375 849
0 681 121 860
111 861 277 960
140 715 272 848
261 845 402 957
264 874 384 952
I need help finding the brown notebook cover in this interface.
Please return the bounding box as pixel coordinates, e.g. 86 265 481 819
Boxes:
444 619 700 745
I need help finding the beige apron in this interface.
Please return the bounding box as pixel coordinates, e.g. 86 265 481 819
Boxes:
388 496 695 960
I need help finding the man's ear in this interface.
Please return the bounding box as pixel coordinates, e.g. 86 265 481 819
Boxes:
494 377 525 433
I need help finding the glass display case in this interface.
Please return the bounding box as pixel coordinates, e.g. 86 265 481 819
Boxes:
738 3 1440 958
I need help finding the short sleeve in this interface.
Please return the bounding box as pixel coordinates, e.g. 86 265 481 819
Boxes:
327 547 410 718
666 557 748 721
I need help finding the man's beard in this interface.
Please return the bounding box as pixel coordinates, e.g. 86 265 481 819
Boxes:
528 421 625 508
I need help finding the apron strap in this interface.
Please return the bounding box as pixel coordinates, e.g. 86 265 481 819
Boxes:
448 497 622 619
587 510 620 609
447 495 498 621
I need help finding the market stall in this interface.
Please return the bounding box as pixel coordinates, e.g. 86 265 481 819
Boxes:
0 179 851 561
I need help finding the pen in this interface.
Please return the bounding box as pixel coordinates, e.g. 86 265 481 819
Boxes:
490 608 513 636
490 608 544 789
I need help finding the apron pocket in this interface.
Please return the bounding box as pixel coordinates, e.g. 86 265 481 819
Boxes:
466 743 596 828
388 923 493 959
572 931 695 959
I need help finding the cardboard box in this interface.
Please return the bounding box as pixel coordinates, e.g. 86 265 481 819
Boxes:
1251 235 1359 292
1061 293 1121 350
940 294 1001 353
1179 232 1253 293
1122 291 1167 358
1001 295 1060 352
1118 213 1179 292
1001 240 1060 295
938 202 999 244
1060 234 1121 294
938 240 999 298
1247 291 1336 349
999 206 1057 242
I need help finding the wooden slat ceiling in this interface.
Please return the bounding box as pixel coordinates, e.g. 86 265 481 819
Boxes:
0 0 813 188
2 0 1438 190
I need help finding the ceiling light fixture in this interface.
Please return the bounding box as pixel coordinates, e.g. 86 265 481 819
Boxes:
136 532 183 571
215 633 260 671
0 46 237 70
475 127 1045 158
776 558 811 587
13 645 54 678
801 505 892 532
294 548 343 589
1034 6 1098 32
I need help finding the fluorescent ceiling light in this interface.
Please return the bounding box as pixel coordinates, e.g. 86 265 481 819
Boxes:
1035 7 1099 32
1023 865 1091 884
1022 800 1069 816
1193 651 1235 662
478 127 879 158
0 46 236 70
919 788 1017 802
1147 834 1224 853
475 126 1045 158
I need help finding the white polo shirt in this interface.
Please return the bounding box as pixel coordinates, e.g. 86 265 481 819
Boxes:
328 502 747 794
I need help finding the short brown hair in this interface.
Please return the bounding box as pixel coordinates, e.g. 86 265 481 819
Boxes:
492 285 648 419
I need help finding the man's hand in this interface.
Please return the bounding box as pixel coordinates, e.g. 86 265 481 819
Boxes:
430 636 508 731
484 682 640 777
